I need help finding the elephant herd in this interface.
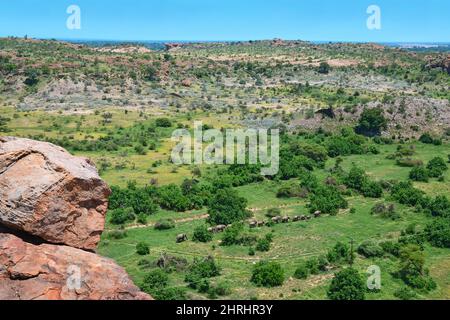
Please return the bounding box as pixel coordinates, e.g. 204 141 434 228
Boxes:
176 211 322 243
253 210 322 227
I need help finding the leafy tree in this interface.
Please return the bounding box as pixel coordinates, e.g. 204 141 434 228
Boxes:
208 188 250 225
193 225 213 243
355 107 387 137
327 268 365 300
250 261 285 287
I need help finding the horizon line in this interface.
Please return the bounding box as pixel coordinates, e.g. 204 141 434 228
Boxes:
2 36 450 45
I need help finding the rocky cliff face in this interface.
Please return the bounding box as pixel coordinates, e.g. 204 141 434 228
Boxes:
0 137 151 300
0 136 110 250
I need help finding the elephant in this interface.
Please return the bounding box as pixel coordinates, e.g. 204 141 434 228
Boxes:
176 234 188 243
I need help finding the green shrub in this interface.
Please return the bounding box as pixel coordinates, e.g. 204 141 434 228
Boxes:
136 242 150 255
105 229 128 239
355 107 387 137
357 241 384 258
193 225 213 243
427 157 448 178
394 287 417 300
154 219 175 230
256 238 271 252
294 264 309 279
250 261 285 287
428 195 450 217
208 188 250 225
137 213 148 225
153 287 187 300
221 223 245 246
380 241 401 257
425 218 450 248
327 268 365 300
309 185 348 215
391 181 425 207
141 269 169 294
210 281 232 297
185 256 221 290
110 207 135 225
155 118 172 127
409 166 429 182
361 181 383 198
327 242 352 265
396 158 423 167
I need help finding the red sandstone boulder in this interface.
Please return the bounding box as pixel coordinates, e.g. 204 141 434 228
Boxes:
0 233 151 300
0 137 111 250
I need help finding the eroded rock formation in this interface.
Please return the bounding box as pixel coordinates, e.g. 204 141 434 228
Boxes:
0 136 110 250
0 137 151 300
0 233 150 300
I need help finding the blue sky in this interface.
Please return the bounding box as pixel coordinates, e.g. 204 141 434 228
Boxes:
0 0 449 42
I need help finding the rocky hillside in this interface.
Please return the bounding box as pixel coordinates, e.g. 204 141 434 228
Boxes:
0 137 151 300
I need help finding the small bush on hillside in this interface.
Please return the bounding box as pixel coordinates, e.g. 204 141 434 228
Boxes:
136 242 150 255
294 264 309 279
327 268 365 300
154 219 175 230
409 166 429 182
427 157 448 178
208 188 250 225
193 225 213 243
110 207 135 225
425 218 450 248
185 256 221 290
357 241 384 258
251 261 285 288
155 118 172 127
141 269 169 294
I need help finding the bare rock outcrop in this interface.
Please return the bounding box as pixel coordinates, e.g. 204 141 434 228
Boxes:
0 232 151 300
0 137 111 250
0 137 151 300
